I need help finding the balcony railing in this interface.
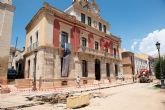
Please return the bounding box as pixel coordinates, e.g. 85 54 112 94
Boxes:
78 46 119 59
27 42 38 52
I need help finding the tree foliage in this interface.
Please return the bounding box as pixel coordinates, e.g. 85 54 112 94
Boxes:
155 58 165 79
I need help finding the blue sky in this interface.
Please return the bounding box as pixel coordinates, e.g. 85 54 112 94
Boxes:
11 0 165 55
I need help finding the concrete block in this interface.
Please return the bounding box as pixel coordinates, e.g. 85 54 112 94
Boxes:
66 94 90 109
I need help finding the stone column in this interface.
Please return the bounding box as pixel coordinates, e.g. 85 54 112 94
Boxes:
74 56 81 77
101 62 106 78
54 55 61 78
88 61 95 78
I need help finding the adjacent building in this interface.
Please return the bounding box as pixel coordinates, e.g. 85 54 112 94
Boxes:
121 51 135 80
0 0 15 84
8 47 25 79
22 0 122 87
134 54 148 75
122 51 154 81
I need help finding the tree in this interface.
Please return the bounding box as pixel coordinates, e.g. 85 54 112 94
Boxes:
155 58 165 79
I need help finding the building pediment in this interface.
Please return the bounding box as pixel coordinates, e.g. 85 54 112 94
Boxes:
73 0 100 16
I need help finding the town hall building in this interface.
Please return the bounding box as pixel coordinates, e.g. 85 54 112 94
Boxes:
22 0 122 88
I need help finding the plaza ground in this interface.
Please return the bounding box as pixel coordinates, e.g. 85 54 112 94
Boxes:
0 82 165 110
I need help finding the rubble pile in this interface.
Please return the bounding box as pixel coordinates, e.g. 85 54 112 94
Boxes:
26 92 72 104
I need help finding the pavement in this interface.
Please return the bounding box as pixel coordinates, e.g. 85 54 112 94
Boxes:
0 80 163 110
0 80 133 109
78 83 165 110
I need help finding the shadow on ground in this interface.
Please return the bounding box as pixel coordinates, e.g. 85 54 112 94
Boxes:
154 84 161 89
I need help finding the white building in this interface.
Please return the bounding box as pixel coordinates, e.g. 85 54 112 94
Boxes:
134 54 149 75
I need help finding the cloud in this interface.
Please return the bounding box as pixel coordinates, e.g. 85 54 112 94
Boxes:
131 41 138 51
122 48 127 51
139 29 165 56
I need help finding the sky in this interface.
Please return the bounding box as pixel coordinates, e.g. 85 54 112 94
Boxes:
11 0 165 56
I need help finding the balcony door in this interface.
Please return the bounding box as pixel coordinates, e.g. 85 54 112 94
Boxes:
61 31 68 48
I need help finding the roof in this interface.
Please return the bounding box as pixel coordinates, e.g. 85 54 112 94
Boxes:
135 54 149 60
122 51 134 55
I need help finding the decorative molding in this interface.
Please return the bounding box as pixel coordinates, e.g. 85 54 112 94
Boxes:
0 2 15 12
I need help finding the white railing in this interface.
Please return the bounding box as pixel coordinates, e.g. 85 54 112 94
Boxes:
78 46 120 59
27 42 38 52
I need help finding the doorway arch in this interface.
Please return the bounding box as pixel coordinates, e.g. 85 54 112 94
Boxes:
115 64 118 76
95 59 101 80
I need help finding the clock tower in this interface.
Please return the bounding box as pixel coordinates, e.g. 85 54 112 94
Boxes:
0 0 15 87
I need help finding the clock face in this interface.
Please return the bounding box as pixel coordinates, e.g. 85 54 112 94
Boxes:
92 7 98 13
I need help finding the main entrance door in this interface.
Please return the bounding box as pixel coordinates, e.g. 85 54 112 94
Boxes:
95 59 101 80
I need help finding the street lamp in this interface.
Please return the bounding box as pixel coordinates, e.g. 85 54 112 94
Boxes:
32 50 38 91
155 42 165 89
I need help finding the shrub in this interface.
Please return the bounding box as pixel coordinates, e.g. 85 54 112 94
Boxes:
155 59 165 79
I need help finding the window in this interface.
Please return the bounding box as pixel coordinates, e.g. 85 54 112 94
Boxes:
82 37 87 47
95 41 99 50
61 32 68 48
81 13 86 23
30 36 32 45
103 25 106 33
82 60 88 77
99 22 102 31
83 5 88 10
36 31 38 42
114 48 116 58
88 17 91 26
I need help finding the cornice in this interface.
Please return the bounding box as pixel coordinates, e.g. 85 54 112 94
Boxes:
25 4 86 33
0 2 15 11
25 7 46 33
25 3 121 44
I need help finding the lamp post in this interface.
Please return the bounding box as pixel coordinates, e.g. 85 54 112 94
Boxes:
155 42 165 89
32 50 38 91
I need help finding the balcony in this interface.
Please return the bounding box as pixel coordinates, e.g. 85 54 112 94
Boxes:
27 42 38 53
113 54 120 59
78 46 119 59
